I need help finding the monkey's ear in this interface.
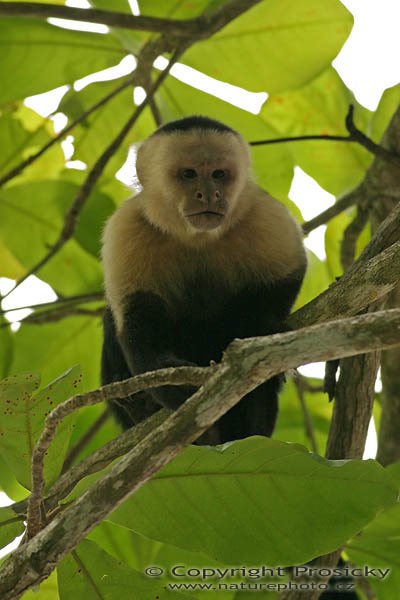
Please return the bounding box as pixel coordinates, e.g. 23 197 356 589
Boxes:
135 140 149 186
136 136 159 186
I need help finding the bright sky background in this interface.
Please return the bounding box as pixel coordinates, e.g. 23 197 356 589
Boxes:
1 0 399 529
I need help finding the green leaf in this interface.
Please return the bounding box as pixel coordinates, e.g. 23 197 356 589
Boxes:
0 372 41 489
0 180 111 294
0 506 24 551
11 317 102 393
325 208 371 279
0 456 29 502
261 68 372 195
346 463 400 600
139 0 223 18
20 571 59 600
274 378 331 452
181 0 353 93
0 18 126 105
110 437 397 566
370 83 400 143
57 539 191 600
0 368 81 489
0 239 25 280
158 76 294 201
0 326 13 380
66 404 118 466
0 104 64 183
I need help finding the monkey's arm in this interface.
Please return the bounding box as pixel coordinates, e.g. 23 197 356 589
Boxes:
231 271 305 340
117 290 197 410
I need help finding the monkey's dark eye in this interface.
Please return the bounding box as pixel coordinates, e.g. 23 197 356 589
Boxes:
182 169 197 179
212 169 226 179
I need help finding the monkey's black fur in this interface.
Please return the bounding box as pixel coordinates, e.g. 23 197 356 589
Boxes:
156 115 236 136
102 271 304 442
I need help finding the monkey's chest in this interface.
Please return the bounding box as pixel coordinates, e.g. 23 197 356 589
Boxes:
171 276 267 365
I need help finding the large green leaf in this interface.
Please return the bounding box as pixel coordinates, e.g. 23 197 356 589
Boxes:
0 180 111 294
90 521 236 599
346 462 400 600
0 367 81 489
110 437 397 566
139 0 224 18
370 83 400 143
0 104 64 183
0 239 25 280
158 76 294 201
181 0 353 93
0 456 28 502
0 506 25 551
57 539 191 600
0 326 13 380
261 68 372 195
0 18 126 105
0 372 40 490
11 316 102 393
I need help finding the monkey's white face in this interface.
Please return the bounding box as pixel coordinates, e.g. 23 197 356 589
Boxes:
136 130 251 244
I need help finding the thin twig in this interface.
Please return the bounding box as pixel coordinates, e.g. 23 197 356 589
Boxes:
302 189 361 235
251 105 400 166
250 134 351 146
0 292 103 316
345 104 400 165
0 74 137 188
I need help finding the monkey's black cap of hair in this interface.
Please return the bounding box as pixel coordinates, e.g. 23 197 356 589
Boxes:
155 115 236 135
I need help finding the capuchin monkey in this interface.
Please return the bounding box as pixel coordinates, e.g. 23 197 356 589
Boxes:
101 116 307 444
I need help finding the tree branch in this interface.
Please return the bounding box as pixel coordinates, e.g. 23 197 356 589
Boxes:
250 104 400 166
0 2 207 36
289 238 400 328
26 365 208 538
0 1 261 38
3 310 400 598
302 189 361 235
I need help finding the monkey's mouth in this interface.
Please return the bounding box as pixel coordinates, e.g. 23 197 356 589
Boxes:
185 211 225 231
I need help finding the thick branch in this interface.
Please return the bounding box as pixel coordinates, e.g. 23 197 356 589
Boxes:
289 239 400 328
2 310 400 598
0 2 205 35
0 1 261 38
